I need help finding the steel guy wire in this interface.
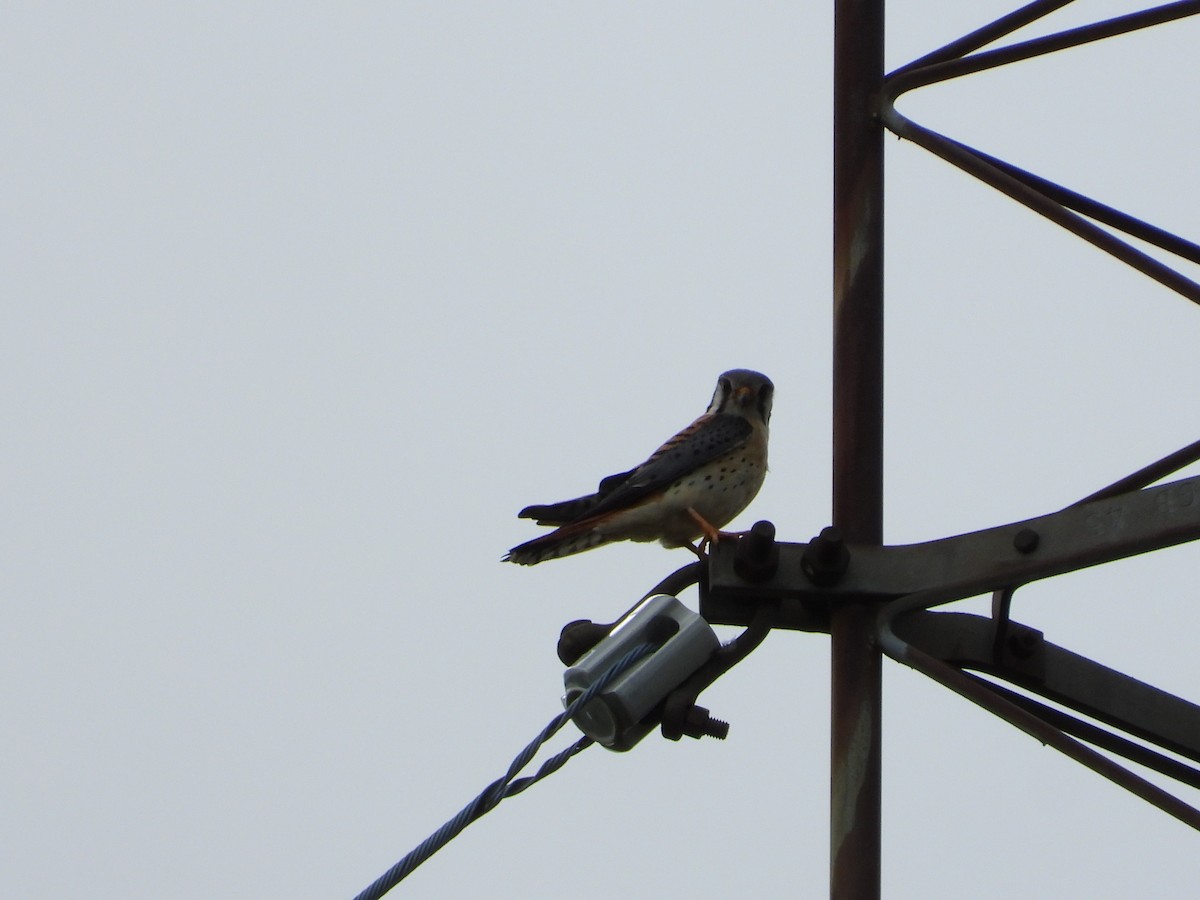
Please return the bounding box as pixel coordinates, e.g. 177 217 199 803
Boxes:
351 641 655 900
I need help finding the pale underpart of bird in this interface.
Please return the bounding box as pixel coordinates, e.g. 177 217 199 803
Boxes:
504 369 774 566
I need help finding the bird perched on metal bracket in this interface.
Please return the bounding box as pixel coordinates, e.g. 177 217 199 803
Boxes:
504 369 774 565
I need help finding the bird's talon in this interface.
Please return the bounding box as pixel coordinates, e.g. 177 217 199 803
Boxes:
686 507 722 544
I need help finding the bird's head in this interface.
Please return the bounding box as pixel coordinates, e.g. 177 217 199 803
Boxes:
708 369 774 425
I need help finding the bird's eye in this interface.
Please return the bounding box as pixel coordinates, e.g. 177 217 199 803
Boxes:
758 385 774 421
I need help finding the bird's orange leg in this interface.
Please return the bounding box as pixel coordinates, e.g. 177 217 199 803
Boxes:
686 508 754 558
686 507 723 557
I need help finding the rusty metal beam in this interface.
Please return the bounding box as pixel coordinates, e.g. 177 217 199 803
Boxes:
891 0 1074 76
929 140 1200 267
831 0 885 895
887 0 1200 92
877 110 1200 304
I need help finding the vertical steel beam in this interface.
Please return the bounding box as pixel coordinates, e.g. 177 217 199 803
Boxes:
831 0 885 897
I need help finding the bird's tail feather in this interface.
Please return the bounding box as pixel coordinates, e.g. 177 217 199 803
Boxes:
503 522 614 565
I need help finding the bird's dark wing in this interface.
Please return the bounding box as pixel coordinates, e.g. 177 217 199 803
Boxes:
517 468 638 525
579 413 752 520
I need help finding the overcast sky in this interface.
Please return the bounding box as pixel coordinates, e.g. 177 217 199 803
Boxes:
5 2 1199 898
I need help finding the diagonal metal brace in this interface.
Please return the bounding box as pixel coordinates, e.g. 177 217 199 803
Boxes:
893 610 1200 765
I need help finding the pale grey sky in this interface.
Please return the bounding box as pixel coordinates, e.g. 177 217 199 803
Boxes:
4 3 1199 897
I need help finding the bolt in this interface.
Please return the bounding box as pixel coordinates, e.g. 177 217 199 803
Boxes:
1007 630 1040 659
556 620 612 665
734 520 779 582
802 525 850 586
812 526 844 561
683 705 730 740
1013 528 1040 554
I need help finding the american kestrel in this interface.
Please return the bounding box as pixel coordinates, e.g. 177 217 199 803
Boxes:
504 369 773 565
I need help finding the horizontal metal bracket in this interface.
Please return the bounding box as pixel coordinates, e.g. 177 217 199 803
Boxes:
702 474 1200 629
